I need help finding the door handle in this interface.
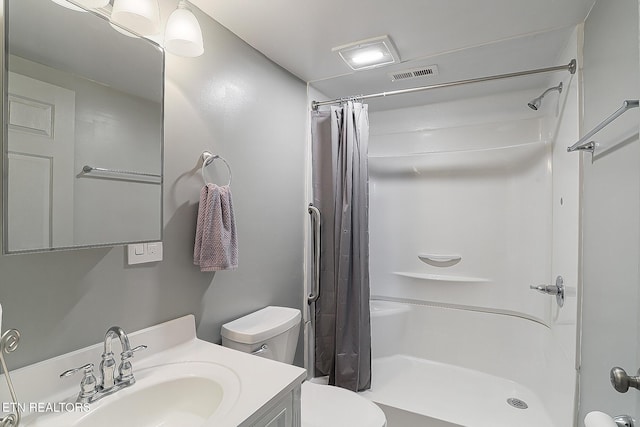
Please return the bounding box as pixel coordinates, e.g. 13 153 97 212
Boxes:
610 366 640 393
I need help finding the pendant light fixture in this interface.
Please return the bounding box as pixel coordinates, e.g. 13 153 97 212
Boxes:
164 0 204 57
111 0 161 36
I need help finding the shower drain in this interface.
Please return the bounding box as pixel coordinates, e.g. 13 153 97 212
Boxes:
507 398 528 409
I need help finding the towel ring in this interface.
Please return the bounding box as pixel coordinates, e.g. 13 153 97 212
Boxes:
201 151 232 186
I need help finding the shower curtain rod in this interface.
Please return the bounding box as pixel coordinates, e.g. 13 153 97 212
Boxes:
311 59 577 110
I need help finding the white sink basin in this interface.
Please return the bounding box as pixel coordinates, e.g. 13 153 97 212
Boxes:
1 316 306 427
24 362 240 427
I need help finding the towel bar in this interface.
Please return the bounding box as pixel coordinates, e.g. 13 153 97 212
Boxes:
82 165 162 180
567 100 639 154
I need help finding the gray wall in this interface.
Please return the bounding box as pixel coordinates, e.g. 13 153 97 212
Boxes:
580 0 640 422
0 6 307 370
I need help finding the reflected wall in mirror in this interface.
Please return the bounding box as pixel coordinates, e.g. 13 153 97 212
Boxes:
2 0 164 253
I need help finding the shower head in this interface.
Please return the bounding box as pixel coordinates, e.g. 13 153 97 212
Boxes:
528 82 563 110
527 98 542 111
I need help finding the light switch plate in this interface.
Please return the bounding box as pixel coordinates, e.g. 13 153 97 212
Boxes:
128 242 163 265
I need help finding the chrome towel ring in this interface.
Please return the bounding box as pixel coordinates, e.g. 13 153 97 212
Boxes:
201 151 232 186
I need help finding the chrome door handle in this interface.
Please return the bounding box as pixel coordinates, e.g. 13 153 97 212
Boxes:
530 275 564 307
611 367 640 393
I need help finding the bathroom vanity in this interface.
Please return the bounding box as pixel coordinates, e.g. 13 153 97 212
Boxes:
0 315 306 427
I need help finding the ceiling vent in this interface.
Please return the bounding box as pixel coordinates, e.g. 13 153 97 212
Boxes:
389 65 439 82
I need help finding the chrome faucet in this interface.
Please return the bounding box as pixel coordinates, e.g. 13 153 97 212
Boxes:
61 326 146 404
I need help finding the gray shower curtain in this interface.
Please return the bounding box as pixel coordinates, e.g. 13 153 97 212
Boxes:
311 101 371 392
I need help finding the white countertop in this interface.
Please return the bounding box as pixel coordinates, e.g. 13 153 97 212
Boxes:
0 315 306 427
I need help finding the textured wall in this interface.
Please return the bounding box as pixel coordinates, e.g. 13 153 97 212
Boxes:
0 5 306 370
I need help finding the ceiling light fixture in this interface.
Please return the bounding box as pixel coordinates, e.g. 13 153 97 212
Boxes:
164 0 204 57
111 0 161 36
333 35 400 71
351 50 385 65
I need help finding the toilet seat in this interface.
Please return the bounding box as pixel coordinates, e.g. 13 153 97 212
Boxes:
301 381 387 427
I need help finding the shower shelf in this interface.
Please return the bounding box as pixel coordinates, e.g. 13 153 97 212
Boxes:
418 254 461 265
393 272 489 283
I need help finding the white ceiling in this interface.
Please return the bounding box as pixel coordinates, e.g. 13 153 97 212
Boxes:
192 0 596 85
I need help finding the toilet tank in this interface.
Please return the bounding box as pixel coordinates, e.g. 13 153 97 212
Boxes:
221 306 301 364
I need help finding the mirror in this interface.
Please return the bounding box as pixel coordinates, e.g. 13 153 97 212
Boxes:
2 0 164 253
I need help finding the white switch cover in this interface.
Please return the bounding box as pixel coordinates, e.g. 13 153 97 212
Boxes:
128 242 163 265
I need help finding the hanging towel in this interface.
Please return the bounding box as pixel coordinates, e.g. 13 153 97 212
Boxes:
194 183 238 271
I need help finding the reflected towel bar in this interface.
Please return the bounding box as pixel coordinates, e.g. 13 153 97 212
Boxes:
567 100 640 153
82 165 161 179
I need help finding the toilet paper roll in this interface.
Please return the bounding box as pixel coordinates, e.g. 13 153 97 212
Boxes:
584 411 617 427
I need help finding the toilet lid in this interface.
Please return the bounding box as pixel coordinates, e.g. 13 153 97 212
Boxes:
301 382 387 427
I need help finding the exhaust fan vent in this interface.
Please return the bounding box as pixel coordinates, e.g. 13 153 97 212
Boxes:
389 65 439 81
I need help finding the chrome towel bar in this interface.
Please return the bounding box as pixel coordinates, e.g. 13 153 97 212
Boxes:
567 100 639 154
82 165 161 179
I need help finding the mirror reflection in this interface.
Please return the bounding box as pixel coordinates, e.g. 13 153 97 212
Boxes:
4 0 163 253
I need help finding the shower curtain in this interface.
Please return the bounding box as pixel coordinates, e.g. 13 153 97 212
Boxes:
311 101 371 392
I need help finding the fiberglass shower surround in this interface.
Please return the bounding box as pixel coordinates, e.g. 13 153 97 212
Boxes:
358 83 580 426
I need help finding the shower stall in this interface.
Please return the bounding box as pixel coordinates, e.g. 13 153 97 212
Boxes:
306 30 581 427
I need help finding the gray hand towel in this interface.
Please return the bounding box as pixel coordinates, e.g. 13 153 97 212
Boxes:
194 183 238 271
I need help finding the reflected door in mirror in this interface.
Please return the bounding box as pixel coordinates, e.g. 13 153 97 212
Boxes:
7 73 75 252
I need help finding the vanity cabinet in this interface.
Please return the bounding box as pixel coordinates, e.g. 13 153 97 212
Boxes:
242 384 302 427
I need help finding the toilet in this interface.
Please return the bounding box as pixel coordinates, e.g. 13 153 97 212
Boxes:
221 306 387 427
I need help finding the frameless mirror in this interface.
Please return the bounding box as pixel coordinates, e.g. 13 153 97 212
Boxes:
2 0 164 253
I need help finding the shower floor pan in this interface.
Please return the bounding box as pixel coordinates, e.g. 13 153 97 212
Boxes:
359 355 554 427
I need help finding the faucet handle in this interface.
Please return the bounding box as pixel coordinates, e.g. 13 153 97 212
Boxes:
121 344 147 359
60 363 97 403
118 345 147 386
60 363 94 378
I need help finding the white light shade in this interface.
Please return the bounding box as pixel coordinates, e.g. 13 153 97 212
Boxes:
111 0 161 36
164 3 204 57
50 0 87 12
